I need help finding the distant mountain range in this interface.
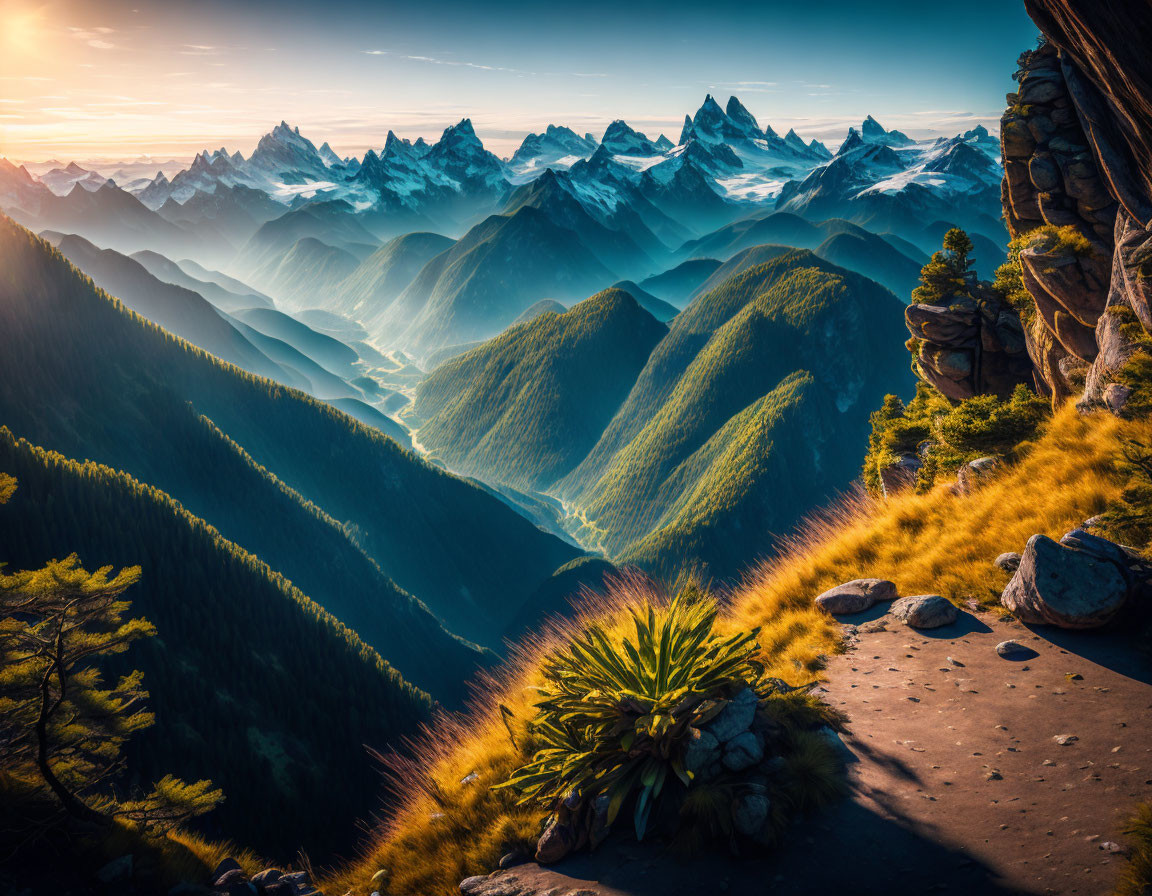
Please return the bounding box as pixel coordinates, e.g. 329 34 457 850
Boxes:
0 97 1006 364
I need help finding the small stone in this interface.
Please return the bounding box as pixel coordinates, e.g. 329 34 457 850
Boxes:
994 552 1022 573
460 772 479 785
214 869 246 888
986 770 1003 781
212 859 243 887
1054 734 1079 746
251 869 282 885
996 640 1036 660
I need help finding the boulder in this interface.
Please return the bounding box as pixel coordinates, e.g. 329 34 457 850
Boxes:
1001 532 1129 628
994 552 1022 573
251 869 282 886
705 687 759 743
722 731 765 772
814 578 898 615
890 594 959 629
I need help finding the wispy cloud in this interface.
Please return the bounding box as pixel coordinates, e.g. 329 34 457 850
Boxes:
362 50 606 79
68 26 117 50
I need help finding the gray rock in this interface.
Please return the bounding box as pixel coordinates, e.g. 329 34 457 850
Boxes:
890 594 958 629
96 855 133 885
955 457 1001 495
705 687 759 743
682 727 721 778
733 793 771 838
251 869 282 886
994 552 1022 573
1054 733 1078 745
1001 533 1129 628
212 860 242 887
722 731 765 772
214 870 246 888
996 640 1037 659
814 578 898 615
879 454 921 498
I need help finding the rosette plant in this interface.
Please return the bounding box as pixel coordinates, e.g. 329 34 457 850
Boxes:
496 586 763 840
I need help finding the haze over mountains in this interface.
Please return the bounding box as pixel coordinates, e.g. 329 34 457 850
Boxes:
0 91 1003 860
1 95 1004 361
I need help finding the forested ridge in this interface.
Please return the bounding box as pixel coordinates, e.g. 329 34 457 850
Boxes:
0 428 431 859
0 215 581 651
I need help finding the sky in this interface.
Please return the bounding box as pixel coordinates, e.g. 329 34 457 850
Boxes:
0 0 1040 163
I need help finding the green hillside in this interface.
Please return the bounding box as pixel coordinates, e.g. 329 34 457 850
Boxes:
414 288 667 491
558 249 913 577
246 236 361 309
0 428 430 860
384 206 615 359
638 257 722 307
0 215 580 653
329 231 455 337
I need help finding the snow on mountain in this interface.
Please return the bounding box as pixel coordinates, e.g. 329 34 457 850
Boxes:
508 125 598 183
601 120 663 157
106 98 1002 258
36 162 110 196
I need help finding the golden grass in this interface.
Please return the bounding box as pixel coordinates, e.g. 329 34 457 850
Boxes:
1115 801 1152 896
325 402 1137 896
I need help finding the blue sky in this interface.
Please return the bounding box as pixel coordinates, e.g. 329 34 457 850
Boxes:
0 0 1040 160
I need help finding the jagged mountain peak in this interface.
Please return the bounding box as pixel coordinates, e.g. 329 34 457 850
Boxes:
862 114 887 138
837 128 864 155
725 95 760 132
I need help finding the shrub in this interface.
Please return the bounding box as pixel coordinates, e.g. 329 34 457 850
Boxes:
496 585 764 842
863 383 1049 495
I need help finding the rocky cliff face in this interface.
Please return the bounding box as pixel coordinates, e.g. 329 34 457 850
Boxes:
1002 1 1152 411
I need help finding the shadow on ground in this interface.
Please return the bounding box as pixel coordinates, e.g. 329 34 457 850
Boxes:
539 794 1023 896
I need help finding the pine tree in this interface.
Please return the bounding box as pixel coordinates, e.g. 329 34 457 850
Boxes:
910 228 975 306
942 227 975 278
0 480 222 830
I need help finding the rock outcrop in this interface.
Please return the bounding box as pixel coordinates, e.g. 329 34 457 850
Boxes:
1002 2 1152 409
906 286 1034 402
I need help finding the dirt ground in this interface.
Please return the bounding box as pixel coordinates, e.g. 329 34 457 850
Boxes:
467 608 1152 896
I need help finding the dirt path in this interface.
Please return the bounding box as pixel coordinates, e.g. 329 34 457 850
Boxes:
464 609 1152 896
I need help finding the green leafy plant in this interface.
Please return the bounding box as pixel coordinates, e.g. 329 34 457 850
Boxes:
496 586 763 841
